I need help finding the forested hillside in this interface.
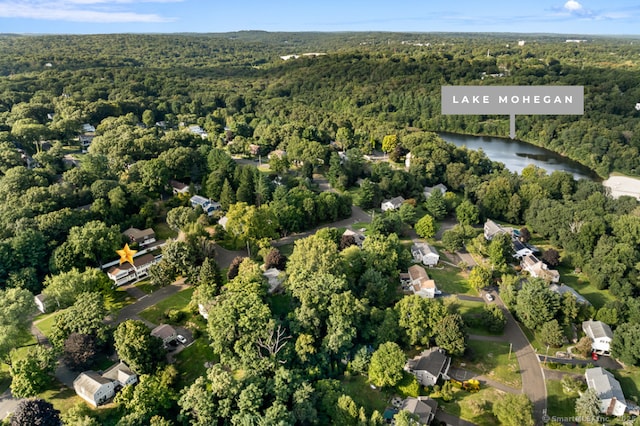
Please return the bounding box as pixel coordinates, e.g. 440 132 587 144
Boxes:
1 32 639 177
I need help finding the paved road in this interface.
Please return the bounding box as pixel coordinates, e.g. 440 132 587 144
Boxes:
494 294 547 424
0 390 22 421
435 410 478 426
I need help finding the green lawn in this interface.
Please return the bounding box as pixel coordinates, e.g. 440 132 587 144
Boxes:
174 338 218 388
39 386 85 414
138 287 194 325
557 265 615 310
462 340 522 389
277 243 295 258
449 296 504 336
133 278 158 295
104 288 137 313
34 310 65 338
613 367 640 405
154 220 178 241
546 379 578 418
340 374 390 417
351 222 372 234
428 266 474 295
0 364 10 393
435 387 501 426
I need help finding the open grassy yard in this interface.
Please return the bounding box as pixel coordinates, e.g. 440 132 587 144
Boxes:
174 338 218 388
0 364 10 393
613 367 640 406
34 310 64 337
340 374 390 417
546 379 578 418
39 386 85 414
448 296 504 336
435 387 502 426
462 340 522 389
557 265 615 310
153 220 178 241
138 287 194 325
428 266 474 295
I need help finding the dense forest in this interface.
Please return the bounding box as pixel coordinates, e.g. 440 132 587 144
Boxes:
1 32 640 177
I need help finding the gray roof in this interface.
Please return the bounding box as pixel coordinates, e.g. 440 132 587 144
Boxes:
550 284 590 305
583 320 613 340
74 371 111 395
102 361 135 383
413 348 449 377
401 397 438 424
151 324 177 340
585 367 626 404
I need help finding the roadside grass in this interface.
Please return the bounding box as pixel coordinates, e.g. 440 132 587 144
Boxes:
352 221 372 234
521 324 573 355
174 338 218 388
105 288 137 313
340 374 390 417
133 278 157 295
546 379 578 418
461 340 522 389
435 387 501 426
448 296 504 336
138 287 194 325
556 265 614 310
427 266 474 295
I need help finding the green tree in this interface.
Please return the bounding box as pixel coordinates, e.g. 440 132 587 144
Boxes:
456 199 480 225
480 304 506 333
10 346 56 398
574 388 600 420
442 228 465 252
178 376 217 426
63 333 98 371
395 296 444 346
515 279 561 330
611 322 640 366
0 288 36 365
488 232 514 271
435 314 467 356
115 367 178 422
414 214 436 239
467 265 492 291
114 320 165 374
42 267 112 310
424 190 447 220
166 206 198 232
492 393 534 426
368 342 405 388
10 399 61 426
539 319 565 347
219 178 235 211
382 135 398 154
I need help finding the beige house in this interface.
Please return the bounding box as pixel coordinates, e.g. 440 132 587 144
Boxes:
521 254 560 283
407 265 438 298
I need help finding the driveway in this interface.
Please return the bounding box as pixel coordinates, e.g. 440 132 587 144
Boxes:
0 390 23 421
109 279 190 325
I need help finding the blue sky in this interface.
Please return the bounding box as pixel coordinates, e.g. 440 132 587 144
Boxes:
1 0 639 35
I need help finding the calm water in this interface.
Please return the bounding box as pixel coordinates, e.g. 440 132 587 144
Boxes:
439 133 598 181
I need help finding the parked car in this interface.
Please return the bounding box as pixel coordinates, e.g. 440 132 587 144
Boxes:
485 293 494 302
591 351 599 361
176 334 187 344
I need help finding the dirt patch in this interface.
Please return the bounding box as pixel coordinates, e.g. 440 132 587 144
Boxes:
603 176 640 200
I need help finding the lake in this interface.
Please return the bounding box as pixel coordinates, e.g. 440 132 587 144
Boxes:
439 133 598 181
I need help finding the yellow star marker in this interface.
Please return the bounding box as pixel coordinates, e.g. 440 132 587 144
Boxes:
116 243 137 265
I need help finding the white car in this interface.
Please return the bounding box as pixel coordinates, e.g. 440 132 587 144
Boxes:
485 293 494 302
176 334 187 344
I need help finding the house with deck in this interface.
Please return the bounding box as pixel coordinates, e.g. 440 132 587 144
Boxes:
585 367 627 417
106 253 160 286
521 254 560 283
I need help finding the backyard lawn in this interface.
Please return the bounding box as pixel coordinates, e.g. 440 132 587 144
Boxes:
340 374 390 417
448 296 504 336
174 339 218 388
546 379 578 418
557 265 615 310
428 266 473 295
34 310 64 338
461 340 522 389
138 287 194 325
436 387 502 426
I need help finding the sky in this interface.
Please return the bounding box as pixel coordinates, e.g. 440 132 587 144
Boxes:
0 0 639 35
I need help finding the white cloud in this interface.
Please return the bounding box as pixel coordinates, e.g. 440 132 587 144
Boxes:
564 0 583 12
0 0 180 23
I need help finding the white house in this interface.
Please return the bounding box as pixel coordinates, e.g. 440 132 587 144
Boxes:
74 371 116 407
73 362 137 407
407 264 438 299
411 243 439 267
405 347 451 386
34 293 49 314
405 152 412 170
106 253 160 286
549 284 591 306
187 125 208 139
381 196 405 212
170 180 190 195
521 254 560 283
583 320 613 355
483 219 508 240
585 367 627 417
263 268 284 294
190 195 221 216
218 215 229 230
512 240 533 259
423 184 448 199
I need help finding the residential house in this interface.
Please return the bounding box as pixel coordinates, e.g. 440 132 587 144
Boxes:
268 149 286 160
400 397 438 425
423 184 448 199
122 227 156 248
512 240 533 259
342 229 366 247
190 195 221 216
198 301 214 320
411 243 440 267
549 284 591 306
170 180 190 195
106 253 160 286
73 371 116 407
73 362 137 407
405 347 451 386
583 320 613 355
585 367 627 417
521 254 560 283
188 125 208 139
263 268 284 294
407 265 438 298
249 144 261 156
405 152 412 169
151 324 177 346
34 293 49 314
483 219 508 240
101 361 138 389
381 196 405 212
